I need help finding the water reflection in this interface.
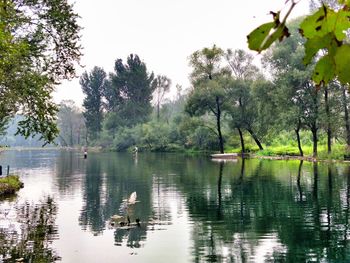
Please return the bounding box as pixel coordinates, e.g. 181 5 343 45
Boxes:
0 197 59 262
55 150 85 195
2 151 350 262
184 160 350 262
63 153 350 262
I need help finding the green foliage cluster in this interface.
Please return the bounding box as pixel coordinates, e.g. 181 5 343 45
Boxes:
80 36 350 160
81 54 156 144
0 0 82 145
0 175 23 196
77 3 350 159
247 0 350 87
255 143 347 159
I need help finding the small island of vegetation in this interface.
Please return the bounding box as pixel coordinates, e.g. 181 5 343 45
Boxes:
0 175 24 196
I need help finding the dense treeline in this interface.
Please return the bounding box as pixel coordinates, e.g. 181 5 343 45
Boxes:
61 19 350 158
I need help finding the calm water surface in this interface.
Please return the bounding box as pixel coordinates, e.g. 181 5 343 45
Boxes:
1 150 350 262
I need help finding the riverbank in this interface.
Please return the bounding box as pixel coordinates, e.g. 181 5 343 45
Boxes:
0 175 23 196
1 144 349 162
227 143 350 162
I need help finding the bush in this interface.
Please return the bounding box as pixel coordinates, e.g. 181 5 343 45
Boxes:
0 175 23 196
112 127 138 151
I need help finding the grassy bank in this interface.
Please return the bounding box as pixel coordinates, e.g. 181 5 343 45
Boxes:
228 143 348 161
0 175 23 196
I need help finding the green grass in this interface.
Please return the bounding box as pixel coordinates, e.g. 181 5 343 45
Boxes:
256 145 301 156
251 143 348 160
0 175 23 196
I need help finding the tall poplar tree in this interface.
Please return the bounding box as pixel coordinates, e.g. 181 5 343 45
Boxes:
81 67 106 141
106 54 155 127
153 75 171 121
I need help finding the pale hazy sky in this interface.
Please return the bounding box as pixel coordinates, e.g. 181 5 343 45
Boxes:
54 0 309 106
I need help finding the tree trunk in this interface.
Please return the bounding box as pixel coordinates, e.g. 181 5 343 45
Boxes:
297 160 303 202
324 87 332 153
217 162 223 219
70 126 73 146
216 96 224 153
310 86 319 158
77 127 81 145
295 119 303 157
342 85 350 147
247 128 263 150
239 157 245 181
157 103 160 121
237 128 245 154
313 162 318 198
311 126 318 158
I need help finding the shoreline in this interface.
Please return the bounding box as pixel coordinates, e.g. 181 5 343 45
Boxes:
1 146 350 163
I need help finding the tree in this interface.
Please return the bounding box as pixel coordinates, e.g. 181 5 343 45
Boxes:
227 78 273 151
224 49 264 152
225 49 259 80
189 45 229 82
187 45 230 153
247 0 350 87
81 67 106 141
0 0 82 145
152 75 172 121
186 77 231 153
263 20 323 157
57 100 86 147
107 54 155 127
340 83 350 147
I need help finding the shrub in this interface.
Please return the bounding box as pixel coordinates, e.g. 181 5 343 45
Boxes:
0 175 23 196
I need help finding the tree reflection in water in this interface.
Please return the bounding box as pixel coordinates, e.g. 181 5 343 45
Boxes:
47 152 350 261
0 197 59 262
184 159 350 262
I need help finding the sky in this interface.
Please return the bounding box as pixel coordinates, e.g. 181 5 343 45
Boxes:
53 0 310 107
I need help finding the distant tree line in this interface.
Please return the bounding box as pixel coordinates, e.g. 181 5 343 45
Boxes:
68 18 350 157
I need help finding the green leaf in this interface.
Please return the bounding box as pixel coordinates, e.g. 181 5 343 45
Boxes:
331 9 350 41
334 44 350 84
247 22 289 53
300 6 327 39
300 6 350 41
247 22 275 52
303 33 333 64
312 54 335 86
262 25 289 50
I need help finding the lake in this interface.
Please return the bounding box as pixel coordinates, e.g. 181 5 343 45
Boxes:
0 150 350 262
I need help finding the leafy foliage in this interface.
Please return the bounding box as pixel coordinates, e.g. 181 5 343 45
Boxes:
81 67 106 141
247 0 350 87
152 75 172 121
107 54 155 127
187 46 232 153
0 0 82 145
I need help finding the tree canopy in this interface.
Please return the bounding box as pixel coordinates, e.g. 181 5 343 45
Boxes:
81 67 106 141
108 54 155 127
0 0 82 145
